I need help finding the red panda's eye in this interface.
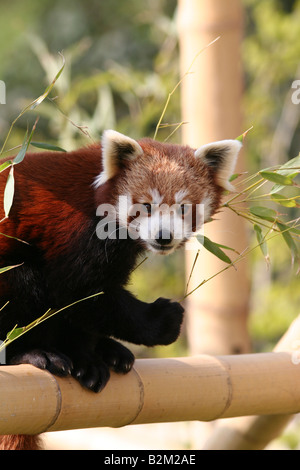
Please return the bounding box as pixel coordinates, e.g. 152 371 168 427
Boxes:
180 204 192 218
142 203 152 215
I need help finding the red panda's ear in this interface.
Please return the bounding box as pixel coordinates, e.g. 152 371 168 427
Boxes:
195 140 242 191
96 130 143 186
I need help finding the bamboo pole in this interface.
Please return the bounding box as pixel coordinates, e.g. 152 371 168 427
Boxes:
178 0 251 356
1 349 300 435
203 314 300 450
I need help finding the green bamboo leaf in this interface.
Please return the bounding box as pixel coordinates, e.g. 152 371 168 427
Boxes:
0 264 20 274
6 326 24 341
228 173 240 183
259 170 295 186
198 235 232 264
13 131 29 165
253 224 269 261
277 222 300 272
211 242 240 254
31 142 67 152
0 160 12 173
277 154 300 173
288 225 300 236
270 155 300 194
13 119 38 165
250 206 277 222
235 126 253 142
270 193 298 208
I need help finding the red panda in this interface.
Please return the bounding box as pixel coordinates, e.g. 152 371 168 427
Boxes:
0 130 241 449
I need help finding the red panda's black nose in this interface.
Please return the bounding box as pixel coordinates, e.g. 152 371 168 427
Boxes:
155 230 173 246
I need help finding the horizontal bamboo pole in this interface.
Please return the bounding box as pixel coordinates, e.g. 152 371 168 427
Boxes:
203 314 300 449
1 350 300 435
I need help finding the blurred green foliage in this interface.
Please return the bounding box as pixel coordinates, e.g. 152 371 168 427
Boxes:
243 0 300 167
1 0 300 356
243 0 300 350
0 0 179 152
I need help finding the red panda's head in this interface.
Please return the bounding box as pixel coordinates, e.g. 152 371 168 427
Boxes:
95 130 242 254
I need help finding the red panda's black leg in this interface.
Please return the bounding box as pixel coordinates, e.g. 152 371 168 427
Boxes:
96 289 185 347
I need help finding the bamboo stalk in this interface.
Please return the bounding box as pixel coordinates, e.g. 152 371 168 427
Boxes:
178 0 251 357
1 348 300 435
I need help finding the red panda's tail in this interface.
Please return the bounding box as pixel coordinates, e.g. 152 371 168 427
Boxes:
0 434 42 450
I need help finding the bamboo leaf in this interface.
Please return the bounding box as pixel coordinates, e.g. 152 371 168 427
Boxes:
13 130 29 165
0 54 65 157
259 170 295 186
253 224 269 265
3 166 15 217
288 225 300 236
13 119 39 165
270 193 298 208
0 161 12 173
235 125 253 143
31 142 67 152
212 242 240 254
228 173 241 183
250 206 278 222
198 235 232 264
277 222 300 272
1 291 104 351
277 154 300 173
0 264 21 274
6 326 24 341
270 155 300 194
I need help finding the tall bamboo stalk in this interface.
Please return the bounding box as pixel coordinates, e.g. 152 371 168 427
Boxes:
178 0 250 356
177 0 250 447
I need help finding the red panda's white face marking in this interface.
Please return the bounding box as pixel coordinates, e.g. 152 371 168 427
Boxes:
127 187 199 254
149 189 164 205
95 130 242 254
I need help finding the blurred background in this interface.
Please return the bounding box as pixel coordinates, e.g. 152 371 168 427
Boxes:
1 0 300 450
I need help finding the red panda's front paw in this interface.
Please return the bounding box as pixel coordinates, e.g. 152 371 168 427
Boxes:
71 352 111 393
9 349 73 377
146 298 184 346
96 337 135 374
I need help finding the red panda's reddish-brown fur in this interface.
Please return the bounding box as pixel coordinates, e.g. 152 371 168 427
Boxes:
0 434 42 450
0 144 102 261
0 131 241 449
117 138 221 210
